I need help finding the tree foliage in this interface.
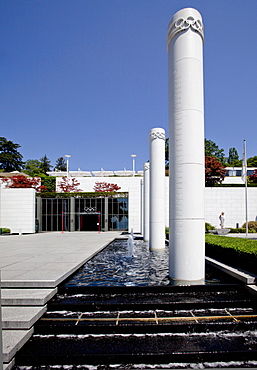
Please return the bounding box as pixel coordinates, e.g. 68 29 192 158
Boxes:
55 157 66 171
39 155 52 174
205 156 226 186
227 147 240 166
248 169 257 183
0 137 24 171
1 175 47 192
23 159 44 177
94 182 121 192
59 177 82 192
205 139 226 164
247 156 257 167
41 176 56 192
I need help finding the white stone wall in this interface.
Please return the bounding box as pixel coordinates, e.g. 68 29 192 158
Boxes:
0 177 255 234
164 178 256 230
55 176 257 232
205 187 257 229
0 188 36 233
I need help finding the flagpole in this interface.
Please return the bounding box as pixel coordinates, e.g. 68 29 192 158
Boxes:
243 139 248 237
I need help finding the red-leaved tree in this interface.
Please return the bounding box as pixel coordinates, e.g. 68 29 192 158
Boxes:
59 177 82 193
94 182 121 192
0 175 47 192
205 156 226 186
248 169 257 183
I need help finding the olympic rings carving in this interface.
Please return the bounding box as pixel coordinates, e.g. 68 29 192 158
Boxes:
144 162 150 170
167 16 204 45
149 131 166 141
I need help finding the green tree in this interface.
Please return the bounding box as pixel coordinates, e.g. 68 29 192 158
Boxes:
39 155 52 174
227 147 241 166
247 156 257 167
0 137 24 171
41 175 56 192
23 159 44 177
205 139 226 164
55 157 66 171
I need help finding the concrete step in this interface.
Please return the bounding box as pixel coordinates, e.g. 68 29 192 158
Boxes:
14 283 257 367
1 288 57 306
2 305 47 329
2 328 34 364
14 331 257 366
49 284 253 312
1 289 55 367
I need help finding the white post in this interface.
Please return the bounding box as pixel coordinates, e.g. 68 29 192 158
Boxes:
243 139 248 237
143 162 150 241
149 128 166 250
131 154 137 177
167 8 205 284
65 154 71 177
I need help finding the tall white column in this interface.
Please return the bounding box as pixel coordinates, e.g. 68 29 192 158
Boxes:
149 128 166 250
143 162 150 241
167 8 205 284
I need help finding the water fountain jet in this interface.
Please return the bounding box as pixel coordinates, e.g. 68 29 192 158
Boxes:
127 234 135 258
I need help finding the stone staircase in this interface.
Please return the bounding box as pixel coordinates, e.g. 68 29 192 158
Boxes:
1 288 57 370
13 284 257 368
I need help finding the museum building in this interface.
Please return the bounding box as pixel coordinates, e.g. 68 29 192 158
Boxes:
1 168 257 234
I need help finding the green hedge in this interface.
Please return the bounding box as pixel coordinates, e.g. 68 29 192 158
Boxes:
205 234 257 275
229 228 256 233
1 228 11 234
205 222 215 232
211 183 257 187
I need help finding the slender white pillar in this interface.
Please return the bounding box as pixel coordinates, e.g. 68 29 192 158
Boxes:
167 8 205 284
143 162 150 241
149 128 166 250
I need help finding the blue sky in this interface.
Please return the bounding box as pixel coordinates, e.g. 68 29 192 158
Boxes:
1 0 257 172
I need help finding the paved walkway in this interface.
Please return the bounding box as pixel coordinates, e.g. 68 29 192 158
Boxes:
0 231 122 369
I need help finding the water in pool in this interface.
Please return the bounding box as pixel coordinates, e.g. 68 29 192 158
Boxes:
64 239 228 287
65 239 169 286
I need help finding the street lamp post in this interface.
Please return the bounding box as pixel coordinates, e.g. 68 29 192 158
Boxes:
131 154 137 177
65 155 71 177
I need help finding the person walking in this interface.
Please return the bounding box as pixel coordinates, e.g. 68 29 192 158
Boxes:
219 212 225 229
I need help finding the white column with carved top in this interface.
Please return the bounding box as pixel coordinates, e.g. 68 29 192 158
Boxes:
149 127 166 250
143 162 150 242
167 8 205 284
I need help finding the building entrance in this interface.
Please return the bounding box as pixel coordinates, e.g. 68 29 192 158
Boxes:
79 214 99 231
37 196 128 232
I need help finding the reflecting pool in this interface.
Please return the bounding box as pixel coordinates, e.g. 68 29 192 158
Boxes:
64 239 234 287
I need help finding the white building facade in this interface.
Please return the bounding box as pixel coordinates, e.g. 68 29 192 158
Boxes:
0 174 255 234
0 187 36 234
53 176 256 231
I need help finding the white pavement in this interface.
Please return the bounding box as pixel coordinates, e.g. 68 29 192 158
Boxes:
0 231 122 369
